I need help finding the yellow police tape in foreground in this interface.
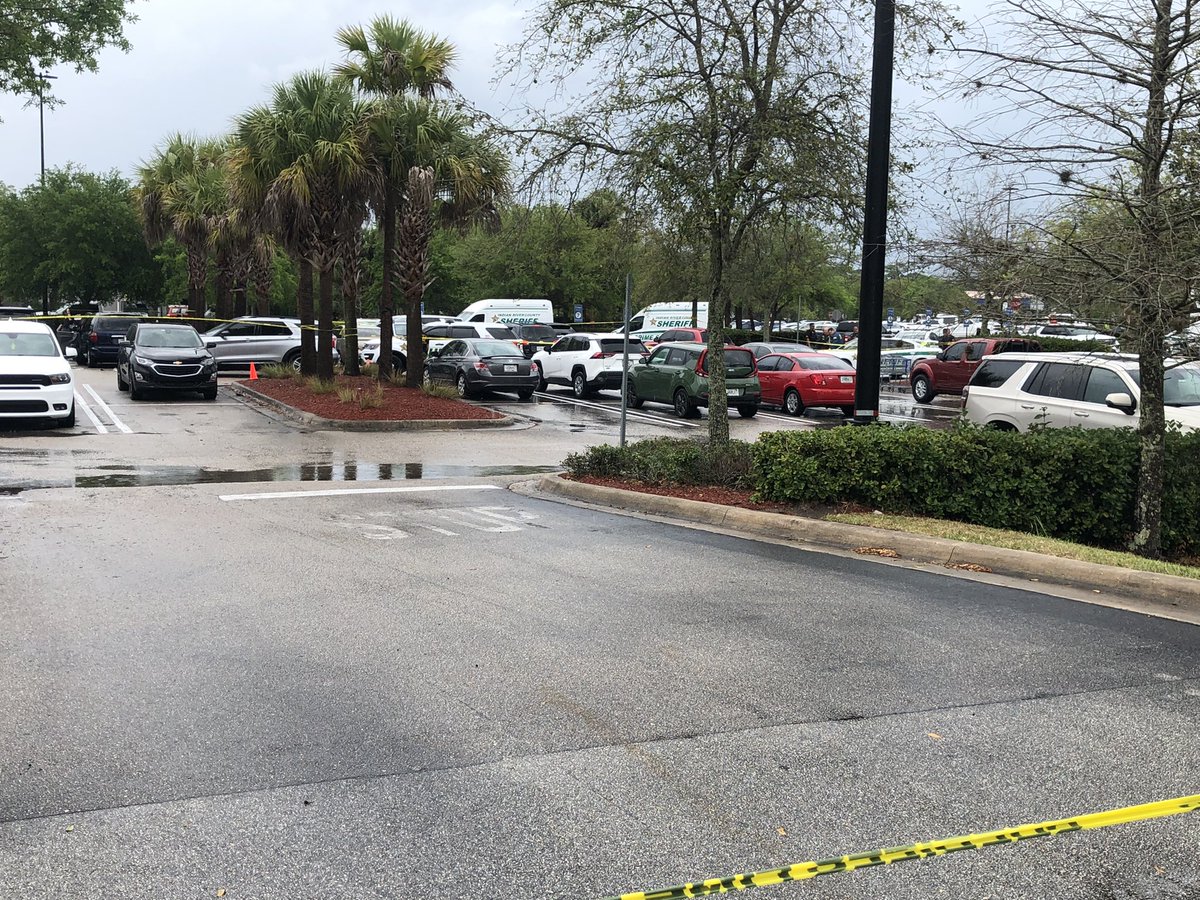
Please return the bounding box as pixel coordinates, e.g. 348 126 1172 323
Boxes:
603 793 1200 900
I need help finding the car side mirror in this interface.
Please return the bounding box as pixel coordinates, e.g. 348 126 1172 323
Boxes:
1105 392 1137 414
64 346 77 359
118 340 130 347
428 349 441 358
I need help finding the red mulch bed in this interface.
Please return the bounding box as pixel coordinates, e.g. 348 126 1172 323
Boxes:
569 475 843 517
242 375 503 421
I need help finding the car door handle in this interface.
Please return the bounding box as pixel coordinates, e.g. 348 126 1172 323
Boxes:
1020 404 1036 409
1074 411 1089 418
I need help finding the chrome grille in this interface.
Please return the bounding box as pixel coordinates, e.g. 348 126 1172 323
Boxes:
151 364 203 377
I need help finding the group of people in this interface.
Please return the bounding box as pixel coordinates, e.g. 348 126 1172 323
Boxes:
804 324 859 348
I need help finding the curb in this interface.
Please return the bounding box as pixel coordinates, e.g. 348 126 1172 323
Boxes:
535 474 1200 614
226 382 516 432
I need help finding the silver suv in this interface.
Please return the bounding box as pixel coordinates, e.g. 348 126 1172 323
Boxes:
204 317 322 371
962 352 1200 433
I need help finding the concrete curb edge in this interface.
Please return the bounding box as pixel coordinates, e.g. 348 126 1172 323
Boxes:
535 474 1200 613
226 382 515 431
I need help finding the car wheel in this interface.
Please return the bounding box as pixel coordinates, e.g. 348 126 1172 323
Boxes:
284 350 301 373
841 405 856 418
60 403 75 429
422 368 432 387
673 388 694 419
85 349 96 368
393 353 406 373
911 374 935 404
627 381 644 409
116 365 128 392
536 367 547 392
571 369 589 399
129 375 143 401
517 388 534 401
203 386 218 401
783 389 802 416
456 372 474 399
737 404 758 419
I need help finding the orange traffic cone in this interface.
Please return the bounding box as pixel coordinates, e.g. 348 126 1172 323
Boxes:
249 362 258 380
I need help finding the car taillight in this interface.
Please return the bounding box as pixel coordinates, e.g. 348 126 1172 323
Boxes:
696 354 706 375
591 351 605 359
474 361 488 372
961 386 970 408
530 361 539 373
809 374 827 386
89 332 98 344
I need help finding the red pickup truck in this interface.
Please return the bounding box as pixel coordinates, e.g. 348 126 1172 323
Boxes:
909 337 1040 403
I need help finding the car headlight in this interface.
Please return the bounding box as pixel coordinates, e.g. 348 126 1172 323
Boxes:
49 372 71 384
134 356 153 366
202 357 216 368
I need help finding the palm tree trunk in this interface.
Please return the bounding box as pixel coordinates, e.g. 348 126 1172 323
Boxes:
341 230 363 377
186 243 207 316
398 167 435 388
316 263 336 381
297 256 316 375
377 177 397 381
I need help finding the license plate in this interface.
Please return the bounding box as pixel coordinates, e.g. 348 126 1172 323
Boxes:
726 388 740 396
840 375 854 383
503 364 517 373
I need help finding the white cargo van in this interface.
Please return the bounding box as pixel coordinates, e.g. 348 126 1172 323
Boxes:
457 298 553 326
619 302 708 341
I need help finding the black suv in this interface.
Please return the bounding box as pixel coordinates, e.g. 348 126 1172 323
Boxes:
74 314 144 367
117 323 219 400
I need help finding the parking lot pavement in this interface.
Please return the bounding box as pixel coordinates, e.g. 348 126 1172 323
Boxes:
0 471 1197 898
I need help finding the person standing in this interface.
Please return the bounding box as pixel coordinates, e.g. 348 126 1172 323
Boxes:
805 324 818 346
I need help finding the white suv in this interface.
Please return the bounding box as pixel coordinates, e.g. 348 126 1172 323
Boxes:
532 333 649 397
962 352 1200 433
0 319 77 427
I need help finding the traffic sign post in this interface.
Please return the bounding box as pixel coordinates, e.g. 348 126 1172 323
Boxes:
573 304 584 323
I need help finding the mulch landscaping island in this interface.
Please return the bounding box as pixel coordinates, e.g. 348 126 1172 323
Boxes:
242 375 503 422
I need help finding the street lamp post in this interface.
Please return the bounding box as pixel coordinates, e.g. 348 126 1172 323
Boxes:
38 73 57 315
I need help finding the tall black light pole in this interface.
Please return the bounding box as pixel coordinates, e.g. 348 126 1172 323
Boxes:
38 73 58 315
852 0 895 423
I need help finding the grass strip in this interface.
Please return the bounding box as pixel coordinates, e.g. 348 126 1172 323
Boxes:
828 512 1200 581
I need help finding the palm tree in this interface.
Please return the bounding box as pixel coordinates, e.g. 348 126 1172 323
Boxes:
135 135 226 316
380 99 510 385
335 15 456 381
230 72 373 379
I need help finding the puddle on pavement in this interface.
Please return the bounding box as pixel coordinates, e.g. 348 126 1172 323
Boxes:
0 462 559 492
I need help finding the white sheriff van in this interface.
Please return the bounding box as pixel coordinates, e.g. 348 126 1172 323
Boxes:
614 302 709 343
457 299 553 326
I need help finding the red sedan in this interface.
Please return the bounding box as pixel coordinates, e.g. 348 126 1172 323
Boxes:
756 352 857 416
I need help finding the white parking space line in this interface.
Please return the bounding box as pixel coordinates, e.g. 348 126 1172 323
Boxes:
536 392 701 429
83 384 133 434
73 390 108 434
219 485 503 502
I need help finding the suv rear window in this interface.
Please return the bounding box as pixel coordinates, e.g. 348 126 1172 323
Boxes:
518 325 556 341
971 359 1025 389
96 316 140 331
485 325 517 340
599 339 648 355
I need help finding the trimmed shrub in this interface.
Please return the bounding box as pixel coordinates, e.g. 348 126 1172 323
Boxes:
753 425 1200 557
1031 337 1117 353
564 437 754 488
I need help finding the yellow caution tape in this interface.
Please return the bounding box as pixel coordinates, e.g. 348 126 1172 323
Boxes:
603 793 1200 900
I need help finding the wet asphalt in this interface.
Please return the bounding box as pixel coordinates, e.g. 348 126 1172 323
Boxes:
0 364 1195 899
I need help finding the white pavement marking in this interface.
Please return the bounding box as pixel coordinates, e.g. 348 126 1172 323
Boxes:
414 523 460 536
73 390 108 434
83 384 133 434
535 392 700 429
219 485 502 502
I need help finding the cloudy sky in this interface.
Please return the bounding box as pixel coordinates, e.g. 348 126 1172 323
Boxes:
0 0 994 227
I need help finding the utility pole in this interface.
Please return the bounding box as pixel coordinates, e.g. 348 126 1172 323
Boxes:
851 0 895 424
38 73 58 316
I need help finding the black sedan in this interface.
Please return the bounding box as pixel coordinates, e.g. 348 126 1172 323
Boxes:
424 339 539 400
117 323 219 400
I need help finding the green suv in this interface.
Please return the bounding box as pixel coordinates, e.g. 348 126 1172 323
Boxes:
627 342 761 418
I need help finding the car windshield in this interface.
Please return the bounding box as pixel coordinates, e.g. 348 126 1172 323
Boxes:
137 328 202 349
520 325 557 341
0 331 59 357
473 340 523 357
795 356 853 370
1127 363 1200 406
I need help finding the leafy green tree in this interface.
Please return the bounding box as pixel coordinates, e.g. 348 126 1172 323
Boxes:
509 0 955 443
1 0 134 102
0 165 160 307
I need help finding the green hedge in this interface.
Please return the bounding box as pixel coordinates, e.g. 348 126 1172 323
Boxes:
1030 337 1116 353
563 437 754 489
753 426 1200 556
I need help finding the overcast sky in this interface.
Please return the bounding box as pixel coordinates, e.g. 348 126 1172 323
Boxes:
0 0 994 228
